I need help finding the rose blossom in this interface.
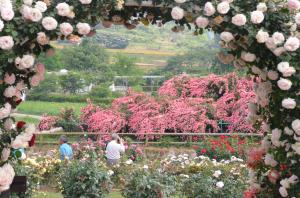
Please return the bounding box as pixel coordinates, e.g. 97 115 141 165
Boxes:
216 181 224 188
37 32 49 45
241 51 256 62
0 36 14 50
277 78 292 90
287 0 300 11
195 16 209 28
4 73 15 85
217 2 230 14
23 0 32 5
204 2 216 16
271 128 282 147
56 2 71 17
220 31 234 42
272 32 285 45
0 103 11 119
295 13 300 25
175 0 186 3
35 63 45 75
268 170 280 184
171 6 184 20
0 8 14 21
265 37 277 50
42 17 58 30
76 22 91 35
272 47 286 57
35 1 47 12
264 153 278 167
277 62 296 77
250 11 264 24
279 187 288 197
232 14 247 26
3 86 16 98
282 98 296 109
79 0 92 4
284 37 300 51
0 163 15 192
60 23 73 36
4 118 13 130
1 148 10 161
284 127 294 135
256 30 269 43
16 54 35 69
292 119 300 135
288 175 298 184
29 8 42 22
267 70 279 80
257 3 267 12
30 75 41 87
0 20 3 32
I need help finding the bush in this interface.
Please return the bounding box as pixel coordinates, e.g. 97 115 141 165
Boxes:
122 170 177 198
59 160 112 198
55 108 82 132
181 173 246 198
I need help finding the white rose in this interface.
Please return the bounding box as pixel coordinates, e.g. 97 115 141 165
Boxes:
292 142 300 154
29 8 42 22
264 153 278 167
277 78 292 90
79 0 92 4
288 175 298 184
76 22 91 35
0 103 11 120
0 20 3 32
271 128 282 147
284 127 294 136
195 16 209 28
220 31 234 42
213 170 222 178
0 8 14 21
282 98 296 109
204 2 216 16
42 17 58 30
35 1 47 12
295 13 300 25
60 23 73 36
279 187 288 197
3 118 13 130
257 3 267 12
216 181 224 188
0 163 15 192
272 47 286 57
250 10 264 24
56 3 71 17
232 14 247 26
0 36 14 50
265 37 277 50
272 32 285 45
292 119 300 135
1 148 10 161
241 51 256 62
23 0 32 5
171 6 184 20
280 179 291 189
261 137 271 150
267 70 279 80
3 86 16 98
217 2 230 14
175 0 186 3
277 62 290 73
284 37 300 52
16 54 35 69
256 30 269 43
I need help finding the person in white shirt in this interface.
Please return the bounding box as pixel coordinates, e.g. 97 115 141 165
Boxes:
105 133 125 166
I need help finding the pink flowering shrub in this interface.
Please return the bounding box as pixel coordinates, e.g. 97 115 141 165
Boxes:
38 115 58 131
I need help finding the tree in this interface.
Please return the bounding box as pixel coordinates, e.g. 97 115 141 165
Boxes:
59 73 85 94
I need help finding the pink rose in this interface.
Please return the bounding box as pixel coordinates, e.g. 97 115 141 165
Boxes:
277 78 292 90
256 30 269 43
56 2 71 17
4 73 15 85
35 63 45 75
0 20 3 32
42 17 58 30
217 2 230 14
265 38 277 50
241 51 256 62
0 36 14 50
0 103 11 120
11 138 28 149
3 86 16 98
272 32 285 45
282 98 296 109
195 16 209 28
284 37 300 51
79 0 92 4
171 6 184 20
292 119 300 135
267 70 279 80
3 118 13 130
30 75 41 87
220 31 234 42
1 148 10 162
204 2 216 16
279 187 288 197
0 8 14 21
272 47 286 57
76 22 91 35
287 0 300 11
0 163 15 192
37 32 49 45
232 14 247 26
60 23 73 36
257 3 267 12
250 11 264 24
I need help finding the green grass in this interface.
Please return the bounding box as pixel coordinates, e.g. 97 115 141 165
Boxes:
14 116 40 125
17 101 86 116
33 191 124 198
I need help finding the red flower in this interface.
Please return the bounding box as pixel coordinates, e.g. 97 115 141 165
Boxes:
280 164 288 171
193 146 199 150
16 99 23 105
29 134 36 147
16 121 26 129
244 190 254 198
201 149 207 154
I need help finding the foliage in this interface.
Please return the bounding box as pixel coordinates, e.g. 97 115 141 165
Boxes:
122 170 177 198
55 108 82 132
59 72 86 94
59 160 112 198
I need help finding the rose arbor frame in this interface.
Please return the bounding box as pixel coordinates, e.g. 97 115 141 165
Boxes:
0 0 300 197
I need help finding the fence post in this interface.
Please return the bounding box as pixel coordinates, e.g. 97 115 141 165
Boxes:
145 134 149 146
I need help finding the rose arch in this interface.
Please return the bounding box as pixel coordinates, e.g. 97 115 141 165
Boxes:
0 0 300 196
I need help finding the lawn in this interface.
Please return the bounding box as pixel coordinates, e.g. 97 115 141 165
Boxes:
14 115 40 125
33 191 123 198
17 101 86 116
